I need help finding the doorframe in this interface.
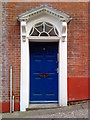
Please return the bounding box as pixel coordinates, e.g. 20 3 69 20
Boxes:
20 19 67 112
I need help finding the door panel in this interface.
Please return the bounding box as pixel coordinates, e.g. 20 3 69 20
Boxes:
30 42 58 103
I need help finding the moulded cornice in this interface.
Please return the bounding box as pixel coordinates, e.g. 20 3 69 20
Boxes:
17 5 72 23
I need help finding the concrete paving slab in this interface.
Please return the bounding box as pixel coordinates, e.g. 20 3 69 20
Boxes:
2 101 88 119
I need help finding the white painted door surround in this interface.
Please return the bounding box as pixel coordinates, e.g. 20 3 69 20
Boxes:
18 5 72 111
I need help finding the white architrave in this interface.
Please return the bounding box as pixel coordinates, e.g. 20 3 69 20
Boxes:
18 5 71 112
59 22 67 106
20 21 29 111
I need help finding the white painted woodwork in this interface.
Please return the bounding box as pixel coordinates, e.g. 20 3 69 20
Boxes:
18 5 71 111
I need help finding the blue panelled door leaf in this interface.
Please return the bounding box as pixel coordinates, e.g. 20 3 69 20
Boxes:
30 42 58 103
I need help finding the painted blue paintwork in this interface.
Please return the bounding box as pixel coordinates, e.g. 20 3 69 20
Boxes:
30 42 58 103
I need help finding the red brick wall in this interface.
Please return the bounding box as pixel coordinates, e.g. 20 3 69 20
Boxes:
1 2 88 112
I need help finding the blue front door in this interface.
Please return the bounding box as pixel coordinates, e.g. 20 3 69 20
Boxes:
30 42 58 103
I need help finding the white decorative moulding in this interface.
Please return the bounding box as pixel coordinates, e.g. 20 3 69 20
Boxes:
22 36 26 42
18 5 72 23
62 22 67 42
21 21 27 42
17 5 72 111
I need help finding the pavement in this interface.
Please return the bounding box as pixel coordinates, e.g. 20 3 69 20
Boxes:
1 101 89 119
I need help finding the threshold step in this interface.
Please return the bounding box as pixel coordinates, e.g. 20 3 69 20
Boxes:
26 104 59 111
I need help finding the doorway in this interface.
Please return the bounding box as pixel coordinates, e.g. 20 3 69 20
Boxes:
30 42 58 103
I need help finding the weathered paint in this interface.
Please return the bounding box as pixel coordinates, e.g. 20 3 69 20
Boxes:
67 77 88 101
0 102 20 113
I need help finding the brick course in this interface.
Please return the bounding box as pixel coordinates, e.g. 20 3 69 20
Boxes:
1 2 88 112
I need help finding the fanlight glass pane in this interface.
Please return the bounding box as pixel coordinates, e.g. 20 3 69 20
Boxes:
45 22 53 27
29 22 59 36
40 32 48 36
49 28 57 36
36 25 43 32
54 28 58 36
35 22 43 27
31 28 39 36
45 24 52 33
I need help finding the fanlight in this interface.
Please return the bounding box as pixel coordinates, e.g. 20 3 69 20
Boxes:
29 22 59 36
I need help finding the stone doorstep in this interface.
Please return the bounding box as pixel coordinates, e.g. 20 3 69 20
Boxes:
26 100 88 111
26 103 59 111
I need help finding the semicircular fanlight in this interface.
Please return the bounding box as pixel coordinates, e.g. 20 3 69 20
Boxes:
29 22 59 37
